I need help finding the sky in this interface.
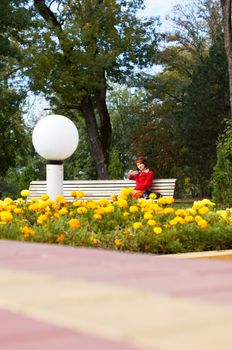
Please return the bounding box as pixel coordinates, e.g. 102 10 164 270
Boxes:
139 0 181 28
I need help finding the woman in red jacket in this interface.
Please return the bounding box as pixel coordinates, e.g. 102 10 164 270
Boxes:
128 156 154 199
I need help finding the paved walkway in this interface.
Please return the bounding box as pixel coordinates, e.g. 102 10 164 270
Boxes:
0 240 232 350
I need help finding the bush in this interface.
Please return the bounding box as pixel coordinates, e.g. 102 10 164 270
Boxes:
212 119 232 206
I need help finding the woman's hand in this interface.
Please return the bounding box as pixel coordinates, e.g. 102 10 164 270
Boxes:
128 170 139 176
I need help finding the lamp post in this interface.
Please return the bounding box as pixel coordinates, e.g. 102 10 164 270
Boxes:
32 114 79 200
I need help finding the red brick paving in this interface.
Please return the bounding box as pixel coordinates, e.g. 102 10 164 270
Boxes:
0 240 232 304
0 309 140 350
1 240 232 349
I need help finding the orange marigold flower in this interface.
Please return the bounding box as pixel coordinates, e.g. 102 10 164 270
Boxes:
57 234 65 242
69 218 81 229
114 238 122 248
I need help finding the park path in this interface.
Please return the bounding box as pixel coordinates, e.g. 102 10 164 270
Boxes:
0 240 232 349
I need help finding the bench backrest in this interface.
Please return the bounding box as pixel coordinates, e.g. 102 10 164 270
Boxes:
28 179 176 201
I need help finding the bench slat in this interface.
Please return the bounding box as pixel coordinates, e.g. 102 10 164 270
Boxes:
28 179 176 200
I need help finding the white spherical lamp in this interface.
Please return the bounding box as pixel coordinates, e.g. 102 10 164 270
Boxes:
32 114 79 160
32 115 79 200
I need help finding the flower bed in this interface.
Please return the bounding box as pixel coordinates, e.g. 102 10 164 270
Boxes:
0 188 232 254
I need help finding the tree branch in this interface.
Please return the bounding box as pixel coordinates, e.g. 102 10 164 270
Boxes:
34 0 62 30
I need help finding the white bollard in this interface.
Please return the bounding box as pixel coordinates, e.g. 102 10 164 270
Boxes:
32 114 79 202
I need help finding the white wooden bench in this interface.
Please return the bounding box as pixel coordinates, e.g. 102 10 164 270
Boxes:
28 179 176 201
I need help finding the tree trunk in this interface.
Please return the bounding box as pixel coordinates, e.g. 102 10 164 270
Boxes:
34 0 111 179
80 95 109 179
221 0 232 116
94 80 112 165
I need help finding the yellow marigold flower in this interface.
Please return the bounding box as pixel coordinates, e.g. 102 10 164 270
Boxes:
138 198 148 206
149 193 157 199
129 205 139 213
144 212 153 220
117 199 128 208
53 213 60 219
120 188 134 197
177 216 186 224
45 208 52 216
57 234 65 242
169 216 185 225
149 203 159 210
164 207 174 215
89 236 98 244
73 200 82 207
166 197 175 205
147 219 156 226
155 207 164 214
95 207 105 215
37 201 48 211
86 201 98 209
55 195 66 204
0 211 13 222
14 208 24 215
185 215 194 223
20 189 30 197
153 227 162 234
197 219 208 228
28 204 37 212
37 214 48 225
37 214 49 225
195 215 202 223
75 191 85 198
175 209 186 217
104 205 114 214
198 206 209 215
4 197 14 205
133 222 143 230
202 199 215 206
157 197 166 205
20 226 35 237
52 203 59 211
114 238 122 248
123 230 131 237
185 208 196 215
41 194 49 201
99 198 111 206
69 218 81 229
111 194 118 201
123 211 130 217
157 197 174 206
169 218 178 225
71 191 84 198
192 201 203 211
77 206 88 215
59 207 69 215
93 214 102 220
7 204 16 212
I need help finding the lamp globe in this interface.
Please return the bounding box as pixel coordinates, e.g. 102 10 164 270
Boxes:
32 114 79 160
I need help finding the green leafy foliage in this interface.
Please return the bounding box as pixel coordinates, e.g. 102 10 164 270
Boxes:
108 148 124 179
179 34 229 195
212 120 232 205
0 86 29 177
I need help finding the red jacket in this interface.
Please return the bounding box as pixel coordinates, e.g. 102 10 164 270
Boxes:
129 170 154 191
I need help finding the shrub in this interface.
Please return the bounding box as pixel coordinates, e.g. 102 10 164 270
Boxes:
1 189 232 254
